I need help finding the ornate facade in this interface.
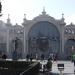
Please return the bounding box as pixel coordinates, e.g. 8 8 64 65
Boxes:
0 10 75 59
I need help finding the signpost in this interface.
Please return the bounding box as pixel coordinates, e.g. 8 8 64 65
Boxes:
57 64 64 75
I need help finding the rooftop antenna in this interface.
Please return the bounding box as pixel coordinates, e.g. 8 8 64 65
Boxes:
7 14 11 24
23 14 27 23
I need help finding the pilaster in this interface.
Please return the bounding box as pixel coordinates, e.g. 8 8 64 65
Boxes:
22 14 28 58
6 14 11 57
60 13 66 53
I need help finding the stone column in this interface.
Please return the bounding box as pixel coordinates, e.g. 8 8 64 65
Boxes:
6 14 11 57
6 28 9 54
60 34 62 53
23 27 27 58
59 21 65 59
61 25 65 53
60 14 66 53
22 14 28 58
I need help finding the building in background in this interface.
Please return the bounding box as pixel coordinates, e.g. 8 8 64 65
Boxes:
0 9 75 59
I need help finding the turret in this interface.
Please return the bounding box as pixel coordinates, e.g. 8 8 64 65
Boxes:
6 14 12 27
42 7 46 15
60 13 66 25
22 14 27 26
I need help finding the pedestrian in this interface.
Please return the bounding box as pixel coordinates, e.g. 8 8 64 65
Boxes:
54 53 58 61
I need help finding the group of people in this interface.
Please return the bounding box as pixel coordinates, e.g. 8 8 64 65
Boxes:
49 53 58 61
0 53 7 59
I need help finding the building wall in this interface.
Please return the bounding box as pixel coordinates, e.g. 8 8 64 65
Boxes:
23 12 66 59
0 13 74 59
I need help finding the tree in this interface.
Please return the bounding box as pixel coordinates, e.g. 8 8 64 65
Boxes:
0 2 2 13
2 54 7 59
46 59 52 71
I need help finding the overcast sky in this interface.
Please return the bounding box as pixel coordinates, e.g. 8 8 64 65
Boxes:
1 0 75 25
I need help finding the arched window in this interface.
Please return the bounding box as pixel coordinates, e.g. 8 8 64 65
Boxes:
28 21 60 58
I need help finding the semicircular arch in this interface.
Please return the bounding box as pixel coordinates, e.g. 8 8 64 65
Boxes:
28 21 60 58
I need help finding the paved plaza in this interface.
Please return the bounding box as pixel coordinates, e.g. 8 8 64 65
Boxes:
51 61 74 75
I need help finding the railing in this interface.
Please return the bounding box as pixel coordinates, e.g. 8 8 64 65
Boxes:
19 62 40 75
0 60 37 75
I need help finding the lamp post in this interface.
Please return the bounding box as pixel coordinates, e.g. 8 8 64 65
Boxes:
12 37 18 60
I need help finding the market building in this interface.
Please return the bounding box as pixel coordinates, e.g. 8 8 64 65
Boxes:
0 9 75 59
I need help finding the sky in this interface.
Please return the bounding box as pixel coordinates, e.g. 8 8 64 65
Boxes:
1 0 75 25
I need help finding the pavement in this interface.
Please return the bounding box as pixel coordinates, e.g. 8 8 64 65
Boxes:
17 59 75 75
51 61 74 75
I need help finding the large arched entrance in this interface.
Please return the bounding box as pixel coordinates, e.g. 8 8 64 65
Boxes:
28 21 60 59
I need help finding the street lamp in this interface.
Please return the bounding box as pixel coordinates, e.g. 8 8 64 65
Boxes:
12 37 18 60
